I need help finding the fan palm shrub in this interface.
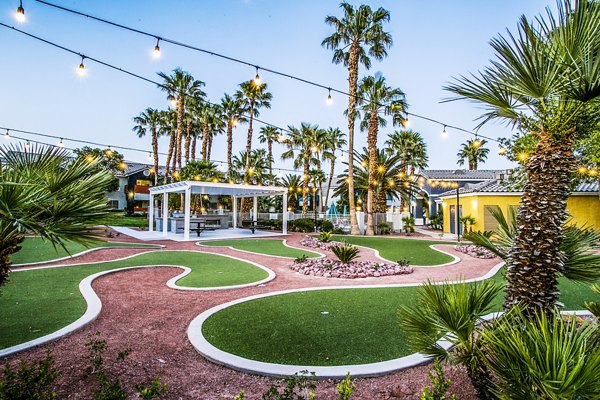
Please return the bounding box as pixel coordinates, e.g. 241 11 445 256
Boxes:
0 145 113 289
398 280 501 400
331 243 360 264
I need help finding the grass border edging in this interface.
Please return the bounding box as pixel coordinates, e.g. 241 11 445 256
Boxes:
188 262 512 379
1 251 275 358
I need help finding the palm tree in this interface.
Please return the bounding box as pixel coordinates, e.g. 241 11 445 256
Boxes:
309 168 326 215
183 97 201 163
357 72 407 235
231 149 271 186
159 109 177 183
235 80 273 171
444 0 600 314
456 139 489 170
322 127 347 210
280 173 303 211
322 2 393 235
0 145 114 289
281 123 323 215
198 104 225 161
220 94 248 173
132 108 162 185
157 69 205 169
258 126 279 176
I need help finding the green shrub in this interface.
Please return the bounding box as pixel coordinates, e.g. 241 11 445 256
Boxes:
94 373 126 400
320 220 334 232
428 211 443 230
402 216 415 234
377 222 392 235
332 228 347 235
0 351 58 400
397 259 410 268
294 255 308 263
289 219 315 233
336 372 355 400
420 359 457 400
331 243 360 264
261 371 317 400
318 231 332 243
136 377 168 399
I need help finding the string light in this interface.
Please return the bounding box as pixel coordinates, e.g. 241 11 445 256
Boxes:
168 95 177 108
498 146 506 155
326 88 333 105
473 135 481 148
253 66 261 85
441 125 448 138
147 152 152 160
24 140 30 149
153 38 161 58
401 118 410 127
105 147 113 156
232 118 239 127
311 145 319 153
16 0 25 22
77 56 86 76
4 129 10 140
518 152 528 161
58 138 64 147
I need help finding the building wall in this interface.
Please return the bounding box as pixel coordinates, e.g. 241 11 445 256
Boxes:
442 193 600 233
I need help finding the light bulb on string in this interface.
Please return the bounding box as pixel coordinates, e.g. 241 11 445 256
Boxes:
441 125 448 138
4 129 10 140
169 95 177 108
147 152 153 160
153 38 161 58
253 66 261 85
232 118 239 127
498 146 506 155
16 0 25 22
402 117 410 127
105 147 113 156
77 56 86 76
339 151 346 162
326 88 333 105
58 138 64 148
24 140 30 150
473 135 481 148
277 131 286 142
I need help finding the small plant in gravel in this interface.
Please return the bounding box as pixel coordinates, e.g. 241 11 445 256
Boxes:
0 350 58 400
318 231 332 243
261 371 317 400
299 236 344 251
420 359 457 400
86 332 108 374
294 254 308 263
397 259 411 268
331 243 360 264
402 216 415 235
136 377 168 399
377 222 392 235
336 372 356 400
234 390 246 400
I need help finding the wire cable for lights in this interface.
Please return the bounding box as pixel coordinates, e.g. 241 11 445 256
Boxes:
28 0 501 143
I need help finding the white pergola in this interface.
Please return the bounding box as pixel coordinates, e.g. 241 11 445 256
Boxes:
148 181 289 240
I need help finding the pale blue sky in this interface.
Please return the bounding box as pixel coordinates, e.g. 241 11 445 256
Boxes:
1 0 552 172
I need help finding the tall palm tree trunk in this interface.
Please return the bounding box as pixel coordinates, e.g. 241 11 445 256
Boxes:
505 134 576 314
365 110 378 235
267 139 273 176
302 155 310 215
226 122 234 172
207 134 213 161
165 133 175 184
374 189 387 213
347 45 360 235
325 154 336 211
176 100 184 169
201 124 209 160
245 99 255 171
191 136 197 161
184 123 192 163
151 127 159 186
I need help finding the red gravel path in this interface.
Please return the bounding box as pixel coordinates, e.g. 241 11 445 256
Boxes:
5 232 498 399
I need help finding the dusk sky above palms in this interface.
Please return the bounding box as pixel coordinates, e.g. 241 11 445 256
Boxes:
1 0 551 171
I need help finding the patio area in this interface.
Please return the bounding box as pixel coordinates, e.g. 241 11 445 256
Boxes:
110 226 287 242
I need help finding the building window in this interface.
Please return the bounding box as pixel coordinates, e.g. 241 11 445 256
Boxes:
107 200 119 209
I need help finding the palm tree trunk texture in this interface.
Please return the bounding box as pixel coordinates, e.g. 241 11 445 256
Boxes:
201 124 209 160
184 123 192 163
245 99 255 171
505 134 576 314
302 154 310 215
191 136 197 161
374 190 387 213
365 110 378 236
325 154 336 210
207 134 213 161
176 99 184 169
0 236 24 288
347 44 360 235
151 127 159 186
267 139 273 177
226 122 234 172
165 133 175 184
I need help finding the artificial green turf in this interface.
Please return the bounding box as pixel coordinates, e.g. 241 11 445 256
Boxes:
330 236 455 266
99 212 149 228
11 237 158 265
0 251 269 349
201 272 598 366
201 239 321 259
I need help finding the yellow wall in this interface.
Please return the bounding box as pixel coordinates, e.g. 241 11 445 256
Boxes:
442 193 600 233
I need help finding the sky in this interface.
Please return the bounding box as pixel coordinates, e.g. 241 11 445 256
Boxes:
0 0 554 174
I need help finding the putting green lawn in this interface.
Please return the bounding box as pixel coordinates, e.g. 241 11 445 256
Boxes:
12 237 159 265
0 251 269 349
330 236 456 265
201 239 321 259
202 272 598 366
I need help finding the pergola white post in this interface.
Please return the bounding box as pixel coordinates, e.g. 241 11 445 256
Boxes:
282 191 288 234
162 192 169 236
232 196 237 229
252 196 258 221
148 193 154 232
183 187 191 240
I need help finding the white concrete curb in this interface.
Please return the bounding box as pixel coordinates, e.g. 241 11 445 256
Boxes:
1 251 275 358
188 266 592 379
197 239 325 260
12 241 163 267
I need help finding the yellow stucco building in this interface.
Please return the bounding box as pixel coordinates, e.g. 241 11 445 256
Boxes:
438 180 600 234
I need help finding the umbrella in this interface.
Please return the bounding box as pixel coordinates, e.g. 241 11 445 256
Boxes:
327 203 339 217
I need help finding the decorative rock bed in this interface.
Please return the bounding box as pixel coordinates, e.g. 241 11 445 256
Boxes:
299 236 344 251
290 258 414 279
455 244 496 259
